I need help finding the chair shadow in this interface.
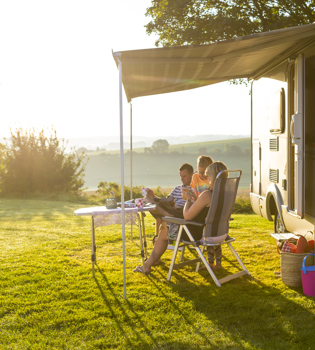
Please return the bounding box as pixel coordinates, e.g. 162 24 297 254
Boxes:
160 262 315 349
92 247 315 349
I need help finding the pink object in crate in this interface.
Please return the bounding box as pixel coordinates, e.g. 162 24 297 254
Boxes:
300 253 315 297
135 198 144 208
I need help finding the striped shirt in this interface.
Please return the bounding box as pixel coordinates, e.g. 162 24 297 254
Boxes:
169 185 191 208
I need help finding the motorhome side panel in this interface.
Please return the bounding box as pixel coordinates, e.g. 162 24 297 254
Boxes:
250 64 288 221
251 44 315 234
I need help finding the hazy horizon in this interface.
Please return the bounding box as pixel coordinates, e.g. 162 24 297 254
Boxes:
67 133 251 151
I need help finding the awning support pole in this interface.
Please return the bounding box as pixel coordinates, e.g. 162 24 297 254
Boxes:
130 102 133 240
118 58 127 300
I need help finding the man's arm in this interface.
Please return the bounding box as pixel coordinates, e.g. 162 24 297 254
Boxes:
145 188 173 203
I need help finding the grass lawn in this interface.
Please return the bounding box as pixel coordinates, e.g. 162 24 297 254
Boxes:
1 198 315 349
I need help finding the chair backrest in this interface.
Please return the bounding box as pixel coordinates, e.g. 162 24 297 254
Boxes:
203 170 241 238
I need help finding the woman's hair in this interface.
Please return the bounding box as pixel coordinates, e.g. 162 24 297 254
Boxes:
197 155 213 168
205 161 228 180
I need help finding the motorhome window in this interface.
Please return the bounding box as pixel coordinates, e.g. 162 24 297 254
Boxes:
268 88 285 134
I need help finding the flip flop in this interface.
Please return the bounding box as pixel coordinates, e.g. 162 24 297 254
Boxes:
133 265 150 275
199 264 217 271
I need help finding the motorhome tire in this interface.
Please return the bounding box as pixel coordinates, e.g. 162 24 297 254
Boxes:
274 211 287 233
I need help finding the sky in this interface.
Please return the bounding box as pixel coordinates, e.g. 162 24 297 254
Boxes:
0 0 251 142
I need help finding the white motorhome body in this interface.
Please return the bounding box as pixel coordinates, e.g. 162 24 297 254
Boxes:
250 45 315 234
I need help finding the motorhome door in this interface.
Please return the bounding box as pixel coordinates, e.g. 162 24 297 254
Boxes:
290 54 305 218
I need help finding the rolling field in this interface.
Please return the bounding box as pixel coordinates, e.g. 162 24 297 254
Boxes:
83 138 250 190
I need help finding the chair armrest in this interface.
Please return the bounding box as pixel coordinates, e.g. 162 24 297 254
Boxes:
162 216 205 227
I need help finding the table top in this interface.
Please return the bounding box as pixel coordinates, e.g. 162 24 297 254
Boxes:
74 204 156 216
270 233 299 242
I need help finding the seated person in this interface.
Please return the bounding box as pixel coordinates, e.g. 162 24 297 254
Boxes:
133 161 228 274
191 155 213 198
145 163 194 238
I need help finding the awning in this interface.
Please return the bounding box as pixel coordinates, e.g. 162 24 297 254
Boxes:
113 23 315 102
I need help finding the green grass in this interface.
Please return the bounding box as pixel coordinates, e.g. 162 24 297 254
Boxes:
1 198 315 349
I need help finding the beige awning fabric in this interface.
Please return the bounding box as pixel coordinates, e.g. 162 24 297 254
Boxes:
113 23 315 102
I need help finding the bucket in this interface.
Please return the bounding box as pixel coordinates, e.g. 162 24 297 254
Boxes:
300 254 315 297
280 252 313 287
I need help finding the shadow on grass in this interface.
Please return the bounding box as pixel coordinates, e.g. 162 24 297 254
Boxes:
95 264 161 350
94 256 315 350
164 265 314 349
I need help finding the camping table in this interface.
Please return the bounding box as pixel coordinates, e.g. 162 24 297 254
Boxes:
74 205 156 277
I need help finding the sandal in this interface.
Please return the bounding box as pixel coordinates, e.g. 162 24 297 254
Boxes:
133 265 150 275
212 264 222 271
199 264 216 271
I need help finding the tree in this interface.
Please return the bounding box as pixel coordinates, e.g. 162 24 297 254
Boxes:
0 128 86 195
145 1 315 47
224 143 243 156
151 139 170 153
211 147 222 156
0 143 5 178
198 147 207 155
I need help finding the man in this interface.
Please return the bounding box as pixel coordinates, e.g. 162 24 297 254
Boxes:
145 163 194 238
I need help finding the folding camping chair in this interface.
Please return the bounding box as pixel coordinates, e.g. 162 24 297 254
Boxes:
162 169 250 287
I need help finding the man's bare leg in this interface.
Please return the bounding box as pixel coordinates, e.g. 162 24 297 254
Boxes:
155 217 162 236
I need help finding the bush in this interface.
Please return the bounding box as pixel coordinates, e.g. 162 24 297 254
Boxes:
97 182 168 202
0 128 86 196
233 195 253 214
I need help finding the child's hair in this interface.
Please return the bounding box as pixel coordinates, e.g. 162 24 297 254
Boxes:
197 155 213 168
205 161 228 180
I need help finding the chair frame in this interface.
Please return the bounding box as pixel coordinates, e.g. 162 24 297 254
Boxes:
162 169 250 287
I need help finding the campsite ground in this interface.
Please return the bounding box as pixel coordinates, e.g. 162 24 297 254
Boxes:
1 198 314 349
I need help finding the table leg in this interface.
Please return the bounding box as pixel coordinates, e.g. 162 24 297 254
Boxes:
91 217 96 277
141 212 148 260
137 213 145 267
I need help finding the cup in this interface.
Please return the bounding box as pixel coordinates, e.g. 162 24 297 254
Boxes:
142 188 148 196
183 187 191 193
135 198 144 208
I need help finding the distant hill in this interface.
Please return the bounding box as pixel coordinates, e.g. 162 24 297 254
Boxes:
69 134 249 151
82 138 251 190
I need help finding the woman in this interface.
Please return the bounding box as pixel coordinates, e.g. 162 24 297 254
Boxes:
133 161 228 274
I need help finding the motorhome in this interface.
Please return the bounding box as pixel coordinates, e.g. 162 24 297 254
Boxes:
250 46 315 235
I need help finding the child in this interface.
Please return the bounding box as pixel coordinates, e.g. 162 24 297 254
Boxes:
191 155 213 198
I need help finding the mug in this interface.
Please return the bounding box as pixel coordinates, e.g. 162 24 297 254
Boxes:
135 198 144 208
